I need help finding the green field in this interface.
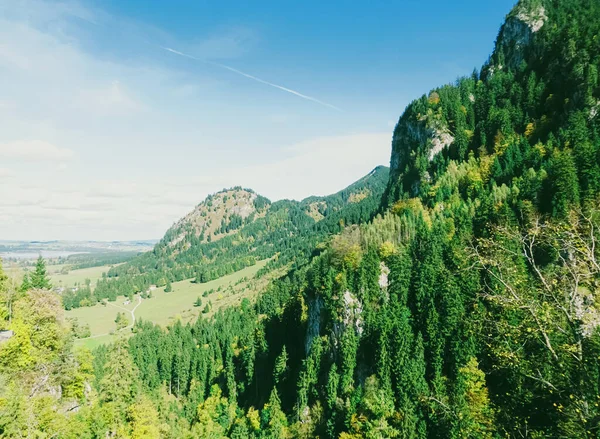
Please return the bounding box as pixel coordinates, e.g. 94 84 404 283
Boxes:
4 263 115 289
51 264 114 288
68 259 270 349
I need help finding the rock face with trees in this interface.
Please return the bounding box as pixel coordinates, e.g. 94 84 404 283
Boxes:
2 0 600 437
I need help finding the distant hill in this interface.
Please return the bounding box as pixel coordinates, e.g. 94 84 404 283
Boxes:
159 188 268 249
85 166 389 305
0 240 155 257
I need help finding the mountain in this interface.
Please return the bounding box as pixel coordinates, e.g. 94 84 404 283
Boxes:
156 166 389 259
385 0 600 211
2 1 600 438
86 166 389 304
162 166 388 251
161 188 268 248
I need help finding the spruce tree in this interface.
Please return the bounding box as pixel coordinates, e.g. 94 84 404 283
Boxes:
30 256 51 289
19 273 31 293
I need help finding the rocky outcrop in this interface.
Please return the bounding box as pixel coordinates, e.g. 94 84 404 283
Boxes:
322 290 365 355
390 119 427 174
333 291 363 338
378 262 390 289
379 262 390 302
165 188 264 249
590 101 600 120
389 109 454 190
429 130 455 161
341 290 363 336
517 5 547 32
496 4 547 70
305 295 323 355
574 286 600 338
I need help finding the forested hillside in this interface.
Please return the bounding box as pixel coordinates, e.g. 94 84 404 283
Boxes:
2 0 600 437
63 166 389 309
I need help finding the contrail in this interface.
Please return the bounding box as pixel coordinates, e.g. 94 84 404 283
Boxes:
161 47 342 111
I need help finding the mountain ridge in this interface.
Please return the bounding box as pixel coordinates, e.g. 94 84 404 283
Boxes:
80 165 390 305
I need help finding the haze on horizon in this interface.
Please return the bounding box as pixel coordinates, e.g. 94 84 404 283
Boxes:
0 0 515 241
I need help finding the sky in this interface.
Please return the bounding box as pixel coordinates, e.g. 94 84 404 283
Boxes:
0 0 516 241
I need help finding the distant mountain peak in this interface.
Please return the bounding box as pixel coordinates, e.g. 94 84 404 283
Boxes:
161 188 270 253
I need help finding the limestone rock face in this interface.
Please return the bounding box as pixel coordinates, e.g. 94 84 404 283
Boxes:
590 101 600 120
495 4 547 70
378 262 390 289
305 294 323 355
517 5 547 32
388 104 453 197
341 290 363 336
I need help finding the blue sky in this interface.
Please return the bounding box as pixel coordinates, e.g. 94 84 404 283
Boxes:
0 0 516 240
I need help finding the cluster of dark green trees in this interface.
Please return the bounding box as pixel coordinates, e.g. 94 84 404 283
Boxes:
19 255 52 292
62 251 141 270
2 0 600 437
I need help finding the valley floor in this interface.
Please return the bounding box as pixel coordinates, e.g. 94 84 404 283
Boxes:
68 259 271 349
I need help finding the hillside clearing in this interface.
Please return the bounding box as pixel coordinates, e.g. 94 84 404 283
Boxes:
51 264 115 288
70 259 272 349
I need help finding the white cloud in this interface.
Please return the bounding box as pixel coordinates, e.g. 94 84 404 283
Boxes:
232 132 391 201
0 131 391 241
0 0 394 241
0 41 32 70
0 0 97 26
0 140 74 161
0 167 15 178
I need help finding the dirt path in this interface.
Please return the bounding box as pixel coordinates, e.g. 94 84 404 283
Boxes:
107 295 142 329
79 295 142 340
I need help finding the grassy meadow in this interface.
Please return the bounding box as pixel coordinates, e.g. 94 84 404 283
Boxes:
4 262 115 289
51 264 114 288
69 259 271 349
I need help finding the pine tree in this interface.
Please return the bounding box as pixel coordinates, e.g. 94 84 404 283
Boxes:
264 389 288 439
546 149 580 217
115 312 128 330
100 338 140 407
30 256 51 290
19 273 31 293
273 345 288 385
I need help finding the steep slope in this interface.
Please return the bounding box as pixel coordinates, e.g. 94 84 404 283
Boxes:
385 0 600 210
